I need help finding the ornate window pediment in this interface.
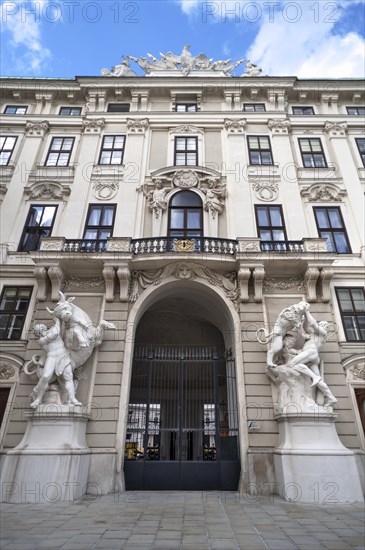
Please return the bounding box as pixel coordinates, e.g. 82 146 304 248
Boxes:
300 182 346 202
24 180 71 201
169 124 204 136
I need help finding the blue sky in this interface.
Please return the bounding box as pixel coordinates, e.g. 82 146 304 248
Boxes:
0 0 364 78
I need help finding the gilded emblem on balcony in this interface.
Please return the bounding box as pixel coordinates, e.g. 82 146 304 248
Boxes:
173 239 196 252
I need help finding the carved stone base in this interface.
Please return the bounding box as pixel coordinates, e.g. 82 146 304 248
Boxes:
0 405 91 503
273 413 364 503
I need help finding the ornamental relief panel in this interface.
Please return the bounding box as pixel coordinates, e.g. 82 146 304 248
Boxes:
129 262 239 309
92 180 119 200
24 181 71 201
252 180 279 202
301 183 346 202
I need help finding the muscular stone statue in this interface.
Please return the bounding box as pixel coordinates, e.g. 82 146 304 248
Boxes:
256 301 310 367
203 181 226 218
24 292 116 408
146 180 172 218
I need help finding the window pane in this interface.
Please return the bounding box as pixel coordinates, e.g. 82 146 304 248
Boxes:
186 153 196 165
303 155 314 168
41 207 56 227
248 137 259 148
259 230 272 240
269 207 283 226
244 105 255 112
313 154 325 167
28 206 43 226
98 230 111 239
101 207 115 226
315 209 328 228
186 138 196 150
5 137 16 148
103 137 114 148
114 136 125 147
100 152 111 164
175 153 185 165
0 315 10 339
337 289 351 311
46 153 58 166
176 105 185 111
111 151 122 164
51 138 63 150
358 316 365 340
311 140 322 152
88 207 102 225
187 211 201 229
171 191 201 207
259 137 269 148
333 233 350 253
328 209 342 228
257 207 269 226
357 139 365 153
187 105 197 112
300 139 311 152
170 210 184 229
320 231 335 251
175 138 185 150
250 152 260 165
343 317 360 340
261 152 272 164
84 229 98 239
352 290 365 312
57 153 69 166
62 138 74 150
272 230 285 241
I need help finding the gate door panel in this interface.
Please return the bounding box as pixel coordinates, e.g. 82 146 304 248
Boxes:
124 346 240 490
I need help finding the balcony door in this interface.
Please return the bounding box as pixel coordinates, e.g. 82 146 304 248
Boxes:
168 191 203 239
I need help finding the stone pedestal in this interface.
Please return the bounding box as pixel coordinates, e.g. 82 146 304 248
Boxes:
0 405 91 503
274 413 364 503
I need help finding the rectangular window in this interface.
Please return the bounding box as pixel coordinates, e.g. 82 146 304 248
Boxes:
313 206 351 253
292 106 315 115
19 205 58 251
247 136 273 165
83 204 116 244
59 107 82 116
107 103 130 112
336 287 365 341
0 287 32 340
356 138 365 166
4 105 28 115
243 104 266 112
45 137 75 166
346 107 365 115
298 138 327 168
98 136 126 165
0 136 18 166
255 205 287 244
175 104 197 112
174 136 198 166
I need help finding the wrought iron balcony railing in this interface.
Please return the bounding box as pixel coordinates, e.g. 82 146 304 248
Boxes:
259 240 304 252
130 237 239 255
63 239 108 253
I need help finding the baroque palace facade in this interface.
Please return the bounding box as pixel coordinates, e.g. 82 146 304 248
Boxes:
0 51 364 501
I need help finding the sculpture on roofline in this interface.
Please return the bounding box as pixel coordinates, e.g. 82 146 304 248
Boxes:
257 301 337 413
102 46 252 77
243 60 263 77
24 292 116 408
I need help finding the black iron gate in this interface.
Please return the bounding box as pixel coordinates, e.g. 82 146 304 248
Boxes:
124 346 240 490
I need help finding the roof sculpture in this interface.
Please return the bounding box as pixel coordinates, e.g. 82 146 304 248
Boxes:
101 46 262 77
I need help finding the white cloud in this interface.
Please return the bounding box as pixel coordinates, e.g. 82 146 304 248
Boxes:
0 0 52 74
176 0 365 77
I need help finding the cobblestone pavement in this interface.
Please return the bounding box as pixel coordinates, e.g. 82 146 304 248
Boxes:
1 492 364 550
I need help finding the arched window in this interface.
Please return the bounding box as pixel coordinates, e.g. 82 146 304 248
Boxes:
168 191 203 238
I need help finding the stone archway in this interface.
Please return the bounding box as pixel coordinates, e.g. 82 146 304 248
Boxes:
115 278 248 491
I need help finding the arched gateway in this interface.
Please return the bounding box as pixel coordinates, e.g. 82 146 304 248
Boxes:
116 279 248 491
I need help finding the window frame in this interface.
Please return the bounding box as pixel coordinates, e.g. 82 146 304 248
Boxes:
243 104 266 112
0 136 18 166
18 204 58 252
0 286 33 341
313 206 351 254
255 205 287 242
335 287 365 342
174 136 198 166
346 107 365 116
107 103 130 113
98 135 126 165
4 105 28 115
247 135 274 166
292 106 315 115
355 138 365 167
298 137 327 168
59 107 82 116
167 191 203 239
83 204 117 242
175 104 198 112
45 136 75 167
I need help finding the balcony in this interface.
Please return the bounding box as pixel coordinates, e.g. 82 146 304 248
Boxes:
63 239 107 253
260 240 304 253
130 237 239 255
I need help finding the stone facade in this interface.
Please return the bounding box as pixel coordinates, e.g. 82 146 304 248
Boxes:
0 70 364 501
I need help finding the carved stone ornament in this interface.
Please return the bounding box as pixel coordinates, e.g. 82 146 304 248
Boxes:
107 238 131 252
122 46 246 77
252 181 279 202
0 362 16 380
24 181 71 201
25 121 49 137
224 119 246 133
172 169 199 189
202 182 227 219
268 119 291 134
301 183 346 202
263 276 305 292
101 55 137 77
82 118 105 133
257 301 337 414
126 118 149 134
23 291 116 408
93 180 119 200
324 121 348 137
0 184 7 202
129 262 239 309
170 125 204 135
348 364 365 380
63 276 105 291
